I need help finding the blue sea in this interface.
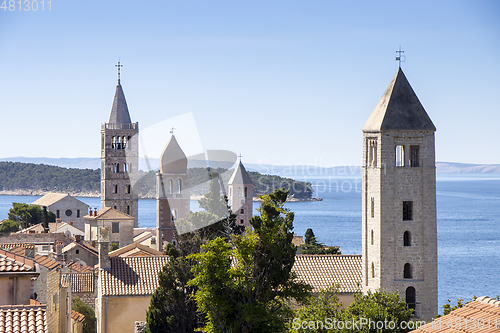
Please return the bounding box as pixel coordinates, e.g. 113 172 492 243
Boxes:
1 173 499 313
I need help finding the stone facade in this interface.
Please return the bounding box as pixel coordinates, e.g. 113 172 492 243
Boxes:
101 82 139 226
227 161 253 229
361 69 438 322
31 193 89 232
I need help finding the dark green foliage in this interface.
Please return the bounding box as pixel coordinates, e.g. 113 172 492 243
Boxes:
302 228 341 255
8 202 55 229
248 171 313 199
198 171 229 218
42 206 49 233
189 189 312 333
0 220 20 234
109 243 118 252
72 296 96 333
0 162 100 193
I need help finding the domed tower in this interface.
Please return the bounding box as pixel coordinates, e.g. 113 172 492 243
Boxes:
362 68 437 322
156 133 189 251
101 63 139 226
228 158 253 229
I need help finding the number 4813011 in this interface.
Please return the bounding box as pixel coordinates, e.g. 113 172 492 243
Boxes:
1 0 51 11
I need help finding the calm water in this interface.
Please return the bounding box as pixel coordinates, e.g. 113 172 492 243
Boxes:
1 173 499 313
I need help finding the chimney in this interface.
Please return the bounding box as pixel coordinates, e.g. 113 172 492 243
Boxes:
56 241 63 261
98 226 111 270
94 208 97 217
75 235 81 243
89 208 92 216
69 220 73 226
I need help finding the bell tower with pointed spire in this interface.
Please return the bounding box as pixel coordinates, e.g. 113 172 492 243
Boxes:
101 62 139 226
156 132 190 251
228 157 253 229
362 68 437 322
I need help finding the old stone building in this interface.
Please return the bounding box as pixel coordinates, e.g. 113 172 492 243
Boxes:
31 193 89 232
84 207 135 249
156 133 190 251
361 68 438 322
101 71 139 225
227 159 253 229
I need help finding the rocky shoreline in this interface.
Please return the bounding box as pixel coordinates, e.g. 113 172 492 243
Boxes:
0 190 322 202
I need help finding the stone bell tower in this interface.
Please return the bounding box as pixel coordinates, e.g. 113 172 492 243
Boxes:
101 62 139 226
361 67 437 322
228 158 253 229
156 133 190 251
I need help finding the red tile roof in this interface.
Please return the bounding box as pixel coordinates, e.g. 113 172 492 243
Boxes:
66 261 94 274
70 310 85 323
100 256 169 296
0 249 36 272
411 296 500 333
0 305 46 333
9 247 60 270
62 273 95 293
292 255 362 293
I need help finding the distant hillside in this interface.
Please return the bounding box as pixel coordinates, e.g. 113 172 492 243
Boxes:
0 162 314 200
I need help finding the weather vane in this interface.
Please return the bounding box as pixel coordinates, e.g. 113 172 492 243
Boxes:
115 60 123 83
170 127 175 135
395 46 405 68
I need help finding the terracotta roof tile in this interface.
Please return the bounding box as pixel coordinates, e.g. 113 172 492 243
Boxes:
62 241 98 256
0 305 46 333
71 309 85 323
109 242 163 258
9 247 59 270
0 249 36 272
292 255 362 293
100 256 169 296
84 207 135 220
0 243 35 251
66 261 94 273
62 273 95 293
411 297 500 333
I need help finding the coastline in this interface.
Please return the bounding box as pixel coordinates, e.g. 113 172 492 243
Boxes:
0 190 323 202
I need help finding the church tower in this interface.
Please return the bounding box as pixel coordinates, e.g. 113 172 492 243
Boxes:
361 68 437 322
228 159 253 229
101 64 139 226
156 133 190 251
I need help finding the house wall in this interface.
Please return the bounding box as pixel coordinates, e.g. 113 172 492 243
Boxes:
34 265 49 304
47 269 61 333
100 296 151 333
45 197 89 232
0 275 34 305
63 245 98 267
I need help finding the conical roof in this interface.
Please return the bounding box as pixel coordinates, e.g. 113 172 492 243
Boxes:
363 68 436 132
108 83 132 124
228 161 252 185
159 135 187 173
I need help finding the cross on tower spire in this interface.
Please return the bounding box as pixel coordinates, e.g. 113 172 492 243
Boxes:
115 60 123 83
170 127 175 135
395 46 405 68
238 154 243 161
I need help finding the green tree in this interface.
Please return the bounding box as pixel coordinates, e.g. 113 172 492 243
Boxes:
198 171 230 218
108 243 119 252
8 202 55 229
146 243 202 333
189 189 312 333
42 206 49 233
72 296 96 333
0 220 20 234
302 228 341 255
338 290 414 332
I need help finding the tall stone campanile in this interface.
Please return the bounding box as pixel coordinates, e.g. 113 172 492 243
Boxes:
156 134 190 251
228 159 253 229
101 73 139 226
362 68 437 322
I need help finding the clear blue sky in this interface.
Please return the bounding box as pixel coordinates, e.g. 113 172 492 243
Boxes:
0 0 499 166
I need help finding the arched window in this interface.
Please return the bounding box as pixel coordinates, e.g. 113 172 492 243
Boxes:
371 262 375 278
404 263 412 279
112 136 116 149
127 205 130 215
117 136 122 149
123 163 128 173
127 136 131 149
176 179 182 194
167 179 173 194
171 209 178 222
244 187 248 198
404 231 411 246
122 136 127 149
406 287 416 314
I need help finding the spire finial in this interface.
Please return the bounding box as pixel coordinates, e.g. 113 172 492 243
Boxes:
115 60 123 83
238 154 243 161
170 127 175 135
395 46 405 68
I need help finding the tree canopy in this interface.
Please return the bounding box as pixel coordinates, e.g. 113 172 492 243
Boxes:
8 202 56 229
301 228 341 255
72 297 96 333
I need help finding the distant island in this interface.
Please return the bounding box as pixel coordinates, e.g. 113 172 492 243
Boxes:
0 162 319 201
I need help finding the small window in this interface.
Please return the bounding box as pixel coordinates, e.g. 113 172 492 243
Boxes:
406 287 417 317
177 179 182 194
244 187 248 198
368 139 377 167
403 201 413 221
113 185 118 194
56 210 60 218
77 209 80 218
171 210 177 222
410 145 419 167
42 245 50 252
370 197 374 218
371 262 375 278
240 209 244 214
126 185 131 194
371 230 374 245
404 231 411 246
65 209 72 217
151 237 156 245
404 263 412 279
396 145 405 167
112 222 119 233
127 205 130 215
240 219 244 224
76 249 80 255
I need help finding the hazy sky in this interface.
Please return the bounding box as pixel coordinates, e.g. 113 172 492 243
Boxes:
0 0 499 166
